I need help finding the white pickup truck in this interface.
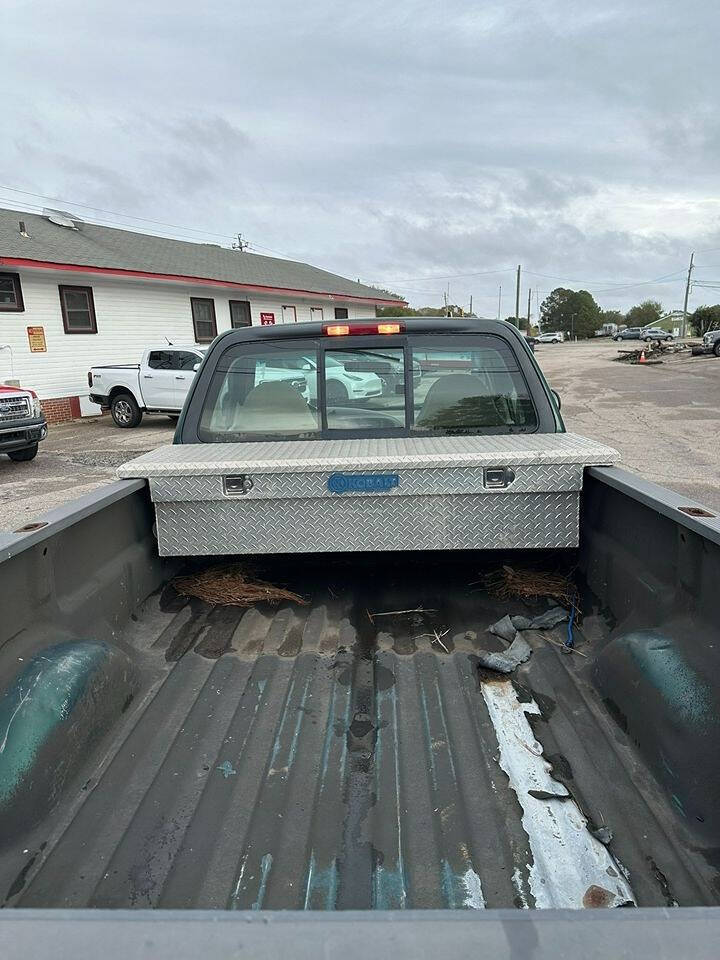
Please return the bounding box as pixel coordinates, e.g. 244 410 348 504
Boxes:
88 345 206 427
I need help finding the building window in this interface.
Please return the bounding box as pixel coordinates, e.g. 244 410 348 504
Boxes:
59 285 97 333
229 300 252 328
191 297 217 342
310 306 324 321
334 307 348 320
0 272 25 312
281 305 297 323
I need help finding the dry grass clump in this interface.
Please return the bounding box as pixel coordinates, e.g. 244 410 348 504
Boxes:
173 564 307 607
483 564 576 608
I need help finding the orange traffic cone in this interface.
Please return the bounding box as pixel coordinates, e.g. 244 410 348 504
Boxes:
638 350 647 364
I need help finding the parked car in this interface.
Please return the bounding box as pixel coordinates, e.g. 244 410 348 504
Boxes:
257 354 383 402
701 329 720 356
537 332 564 343
642 328 674 342
613 327 643 341
339 350 422 395
0 384 47 461
88 346 207 428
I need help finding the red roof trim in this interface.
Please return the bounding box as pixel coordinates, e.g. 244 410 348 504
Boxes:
0 257 407 307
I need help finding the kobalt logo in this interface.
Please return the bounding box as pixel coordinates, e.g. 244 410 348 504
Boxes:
328 473 400 494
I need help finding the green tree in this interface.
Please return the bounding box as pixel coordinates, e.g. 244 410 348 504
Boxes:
376 305 421 317
689 304 720 336
539 288 602 339
624 299 663 327
377 303 467 318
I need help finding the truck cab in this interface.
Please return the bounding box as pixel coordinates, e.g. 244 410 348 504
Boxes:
0 384 47 461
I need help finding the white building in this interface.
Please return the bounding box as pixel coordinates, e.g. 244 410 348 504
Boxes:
0 208 404 421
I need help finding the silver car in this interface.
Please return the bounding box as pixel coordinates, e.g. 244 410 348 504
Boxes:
642 328 674 342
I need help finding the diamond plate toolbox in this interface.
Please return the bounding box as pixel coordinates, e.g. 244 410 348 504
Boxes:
118 434 619 555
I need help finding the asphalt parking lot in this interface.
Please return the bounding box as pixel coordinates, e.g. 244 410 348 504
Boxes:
538 339 720 511
0 339 718 532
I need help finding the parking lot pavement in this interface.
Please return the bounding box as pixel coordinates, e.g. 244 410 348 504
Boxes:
536 339 720 512
0 340 718 532
0 415 175 532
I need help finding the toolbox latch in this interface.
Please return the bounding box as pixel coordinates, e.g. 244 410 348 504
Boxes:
483 466 515 489
224 475 254 496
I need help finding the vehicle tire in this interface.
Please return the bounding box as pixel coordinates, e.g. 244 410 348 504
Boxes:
613 335 621 341
714 341 720 358
167 415 179 422
8 444 38 462
111 392 143 428
326 380 349 403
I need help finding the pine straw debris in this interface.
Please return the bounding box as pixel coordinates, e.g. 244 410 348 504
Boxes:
173 564 307 608
481 564 577 609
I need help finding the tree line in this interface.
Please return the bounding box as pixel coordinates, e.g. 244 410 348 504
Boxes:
378 292 720 338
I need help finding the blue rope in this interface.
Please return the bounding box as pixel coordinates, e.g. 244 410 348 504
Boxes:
565 600 576 648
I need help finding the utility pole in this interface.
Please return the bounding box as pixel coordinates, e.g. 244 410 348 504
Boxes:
443 289 449 317
498 285 502 320
527 287 532 330
232 233 249 252
469 295 473 317
515 265 521 326
571 313 576 341
682 251 694 338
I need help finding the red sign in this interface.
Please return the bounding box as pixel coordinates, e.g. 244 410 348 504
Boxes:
27 326 47 352
260 312 275 325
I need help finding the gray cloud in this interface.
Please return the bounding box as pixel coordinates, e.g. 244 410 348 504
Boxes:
2 0 720 315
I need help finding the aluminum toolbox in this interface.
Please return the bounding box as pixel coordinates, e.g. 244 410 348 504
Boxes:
118 434 619 555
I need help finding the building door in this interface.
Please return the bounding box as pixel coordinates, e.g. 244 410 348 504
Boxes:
230 300 252 328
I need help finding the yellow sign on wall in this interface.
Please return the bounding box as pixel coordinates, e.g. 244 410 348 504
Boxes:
27 326 47 352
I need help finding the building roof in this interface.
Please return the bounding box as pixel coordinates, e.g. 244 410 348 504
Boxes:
0 208 404 305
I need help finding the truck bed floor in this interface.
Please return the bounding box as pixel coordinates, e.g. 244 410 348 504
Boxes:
4 554 718 910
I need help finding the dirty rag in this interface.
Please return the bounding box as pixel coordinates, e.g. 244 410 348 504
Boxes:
476 633 532 674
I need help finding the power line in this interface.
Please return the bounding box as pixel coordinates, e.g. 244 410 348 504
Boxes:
369 267 516 285
0 183 237 241
0 183 304 262
0 196 240 247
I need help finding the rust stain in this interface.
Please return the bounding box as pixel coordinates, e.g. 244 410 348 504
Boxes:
583 884 615 908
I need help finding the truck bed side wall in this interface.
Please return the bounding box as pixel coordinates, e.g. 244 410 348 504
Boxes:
580 467 720 629
0 481 167 661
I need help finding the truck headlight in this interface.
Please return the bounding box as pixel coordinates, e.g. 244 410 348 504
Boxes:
32 396 42 418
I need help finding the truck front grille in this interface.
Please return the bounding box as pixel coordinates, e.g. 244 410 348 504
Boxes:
0 396 31 421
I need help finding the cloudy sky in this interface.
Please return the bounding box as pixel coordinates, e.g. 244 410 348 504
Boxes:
3 0 720 317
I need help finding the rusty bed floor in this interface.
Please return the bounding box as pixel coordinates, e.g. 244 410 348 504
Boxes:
2 553 718 910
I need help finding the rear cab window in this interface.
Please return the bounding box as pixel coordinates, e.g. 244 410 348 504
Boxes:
195 331 541 442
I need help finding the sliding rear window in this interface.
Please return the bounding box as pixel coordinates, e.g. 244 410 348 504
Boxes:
410 336 537 434
196 334 536 441
197 341 321 441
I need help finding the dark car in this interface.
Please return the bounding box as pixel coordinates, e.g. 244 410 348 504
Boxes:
613 327 643 341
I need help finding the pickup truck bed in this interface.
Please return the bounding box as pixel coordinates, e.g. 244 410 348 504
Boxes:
2 536 718 912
